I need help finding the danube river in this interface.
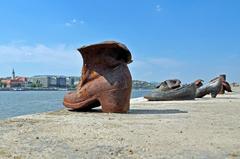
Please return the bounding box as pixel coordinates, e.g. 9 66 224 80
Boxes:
0 89 151 119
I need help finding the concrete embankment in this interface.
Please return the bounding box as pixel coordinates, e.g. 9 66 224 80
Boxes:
0 88 240 159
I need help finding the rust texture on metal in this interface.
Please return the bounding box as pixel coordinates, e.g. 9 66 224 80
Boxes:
63 41 132 113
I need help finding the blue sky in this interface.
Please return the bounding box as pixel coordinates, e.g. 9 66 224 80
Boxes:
0 0 239 83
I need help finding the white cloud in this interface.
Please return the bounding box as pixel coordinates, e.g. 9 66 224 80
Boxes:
0 43 82 69
156 5 162 12
148 58 182 68
129 57 184 81
79 20 85 24
65 19 85 27
72 19 77 23
131 57 183 69
0 43 184 80
65 22 72 27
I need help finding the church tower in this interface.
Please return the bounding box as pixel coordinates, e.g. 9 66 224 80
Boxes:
12 69 15 80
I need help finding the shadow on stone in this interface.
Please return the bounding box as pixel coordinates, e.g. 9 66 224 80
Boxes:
69 108 102 113
198 96 239 100
67 108 188 115
129 109 188 114
214 97 239 99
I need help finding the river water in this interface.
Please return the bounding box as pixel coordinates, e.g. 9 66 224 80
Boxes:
0 89 151 119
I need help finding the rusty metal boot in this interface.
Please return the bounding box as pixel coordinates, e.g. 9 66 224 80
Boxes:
63 41 132 113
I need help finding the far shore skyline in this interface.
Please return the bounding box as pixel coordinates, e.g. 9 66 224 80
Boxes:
0 69 238 84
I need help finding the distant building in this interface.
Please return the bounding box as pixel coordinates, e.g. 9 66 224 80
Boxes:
66 76 80 87
29 76 50 88
29 75 68 88
57 76 66 88
66 77 74 87
1 72 80 89
12 69 15 80
49 76 57 87
0 69 27 88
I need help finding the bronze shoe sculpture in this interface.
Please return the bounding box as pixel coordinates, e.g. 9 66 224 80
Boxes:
222 80 232 92
63 41 132 113
195 77 222 98
194 79 204 88
156 79 181 91
196 76 232 98
210 76 232 93
144 79 196 101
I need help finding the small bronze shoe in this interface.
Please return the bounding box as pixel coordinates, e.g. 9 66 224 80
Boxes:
144 83 196 101
195 77 222 98
156 79 181 91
